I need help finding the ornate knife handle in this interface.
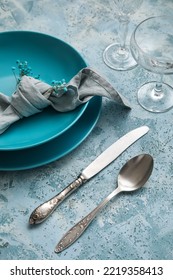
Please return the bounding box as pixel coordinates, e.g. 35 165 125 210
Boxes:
29 174 86 224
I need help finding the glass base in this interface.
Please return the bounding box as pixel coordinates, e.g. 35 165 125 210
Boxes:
103 43 137 71
137 81 173 113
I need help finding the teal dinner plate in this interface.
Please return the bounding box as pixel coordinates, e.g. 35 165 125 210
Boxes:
0 97 102 171
0 31 87 151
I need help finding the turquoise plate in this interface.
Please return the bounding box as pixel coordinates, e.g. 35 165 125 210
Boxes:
0 31 87 150
0 97 102 171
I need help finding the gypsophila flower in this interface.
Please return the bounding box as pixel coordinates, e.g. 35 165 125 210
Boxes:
12 60 40 83
51 79 67 95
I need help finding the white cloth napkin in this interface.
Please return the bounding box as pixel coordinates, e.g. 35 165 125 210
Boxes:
0 67 131 134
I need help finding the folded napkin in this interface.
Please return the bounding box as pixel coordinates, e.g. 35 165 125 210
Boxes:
0 67 131 134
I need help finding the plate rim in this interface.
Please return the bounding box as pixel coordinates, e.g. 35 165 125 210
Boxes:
0 97 102 171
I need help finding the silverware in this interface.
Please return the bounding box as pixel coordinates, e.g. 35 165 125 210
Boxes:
55 154 154 253
29 126 149 225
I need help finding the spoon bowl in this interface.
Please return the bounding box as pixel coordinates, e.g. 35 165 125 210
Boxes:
118 154 153 192
55 154 154 253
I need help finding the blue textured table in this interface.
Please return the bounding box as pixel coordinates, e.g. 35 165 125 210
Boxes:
0 0 173 260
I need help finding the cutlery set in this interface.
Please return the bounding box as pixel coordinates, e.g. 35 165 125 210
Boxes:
29 125 153 253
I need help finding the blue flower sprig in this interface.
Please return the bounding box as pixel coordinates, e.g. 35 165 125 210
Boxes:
12 60 67 95
51 79 68 95
12 60 40 83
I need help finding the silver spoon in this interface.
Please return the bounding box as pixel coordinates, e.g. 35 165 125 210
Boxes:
55 154 153 253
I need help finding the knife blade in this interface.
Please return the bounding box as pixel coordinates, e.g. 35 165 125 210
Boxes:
29 126 149 225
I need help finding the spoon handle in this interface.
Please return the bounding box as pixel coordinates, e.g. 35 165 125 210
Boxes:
55 187 121 253
29 174 86 224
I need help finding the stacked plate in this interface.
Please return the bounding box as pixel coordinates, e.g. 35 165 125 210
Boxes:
0 31 102 171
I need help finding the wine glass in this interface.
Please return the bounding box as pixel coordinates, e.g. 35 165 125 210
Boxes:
103 0 143 71
130 16 173 113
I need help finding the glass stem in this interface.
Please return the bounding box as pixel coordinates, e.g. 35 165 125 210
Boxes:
154 73 164 95
117 16 129 57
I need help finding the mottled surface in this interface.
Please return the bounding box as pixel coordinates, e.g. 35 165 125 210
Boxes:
0 0 173 260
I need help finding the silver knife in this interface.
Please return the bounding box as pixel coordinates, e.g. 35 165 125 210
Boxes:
29 126 149 225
